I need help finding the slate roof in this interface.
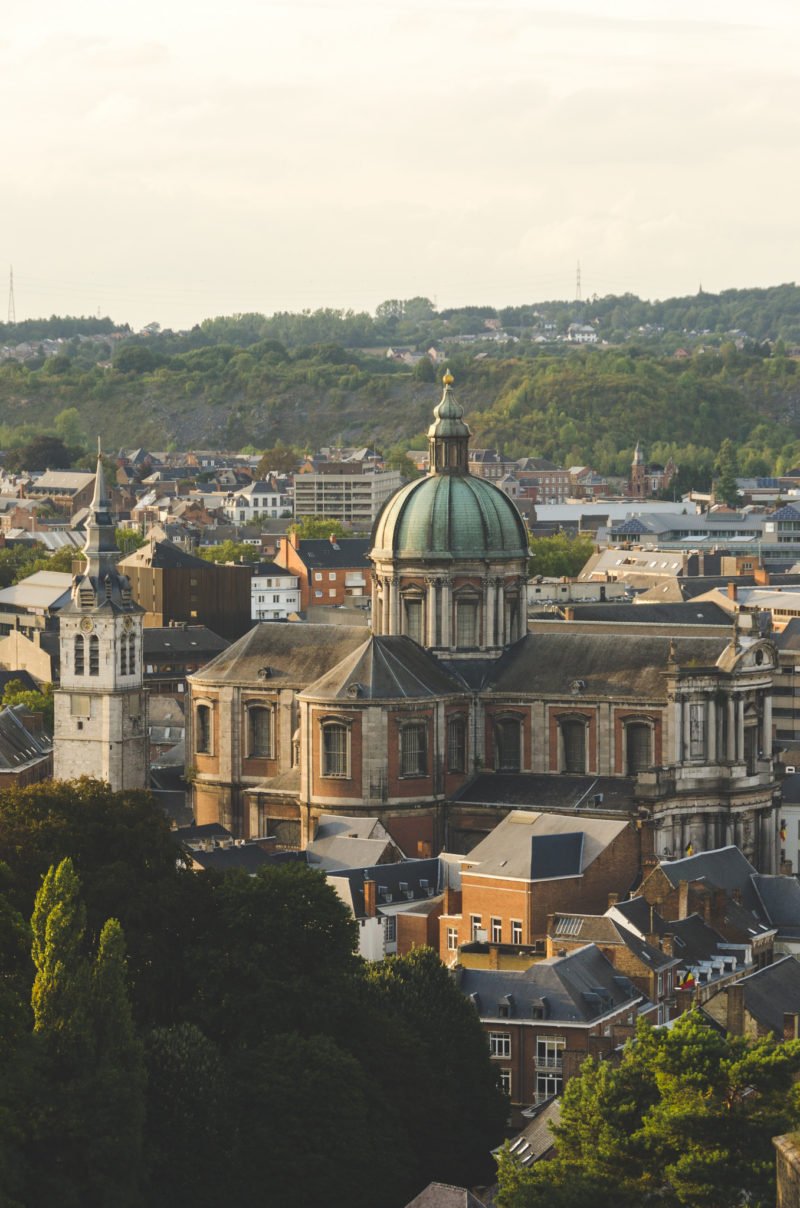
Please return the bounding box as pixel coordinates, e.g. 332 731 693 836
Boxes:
657 845 758 893
457 943 642 1022
484 633 730 698
143 626 229 660
667 913 744 965
0 704 53 769
404 1184 487 1208
0 570 72 612
503 1098 561 1166
453 772 638 813
190 843 278 873
560 602 732 627
550 912 676 970
328 858 442 918
290 538 371 571
751 874 800 934
302 635 466 701
462 811 630 881
190 623 367 687
119 539 214 571
734 956 800 1034
307 834 396 873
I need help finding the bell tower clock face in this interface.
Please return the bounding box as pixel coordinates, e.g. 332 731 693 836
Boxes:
80 618 94 633
123 616 133 631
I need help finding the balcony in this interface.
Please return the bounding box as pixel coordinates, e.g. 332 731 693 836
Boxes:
535 1055 563 1071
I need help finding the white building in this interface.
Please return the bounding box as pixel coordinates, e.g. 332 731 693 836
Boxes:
251 562 301 621
224 480 291 523
293 468 403 527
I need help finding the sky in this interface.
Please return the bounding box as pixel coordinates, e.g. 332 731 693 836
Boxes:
2 0 799 330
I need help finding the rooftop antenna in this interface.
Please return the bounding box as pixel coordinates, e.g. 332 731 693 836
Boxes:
7 266 15 324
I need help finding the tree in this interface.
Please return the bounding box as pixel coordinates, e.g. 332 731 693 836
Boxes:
528 532 595 578
256 440 300 476
27 859 145 1207
198 539 260 564
54 407 87 449
384 444 424 479
497 1011 800 1208
1 679 54 731
5 435 73 472
288 516 351 540
714 438 740 507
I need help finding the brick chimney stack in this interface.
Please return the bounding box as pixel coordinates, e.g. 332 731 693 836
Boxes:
363 878 376 918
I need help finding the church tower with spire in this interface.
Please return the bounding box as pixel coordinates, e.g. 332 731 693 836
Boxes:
53 448 148 789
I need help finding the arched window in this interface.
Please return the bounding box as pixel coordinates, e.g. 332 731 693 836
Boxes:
560 718 586 773
195 704 212 755
247 705 274 759
495 717 522 772
74 634 85 676
321 721 350 778
128 634 136 675
120 636 128 676
89 634 100 676
447 715 467 773
400 722 428 777
626 722 652 775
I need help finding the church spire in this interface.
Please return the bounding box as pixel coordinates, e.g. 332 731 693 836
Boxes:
427 370 471 475
83 441 119 580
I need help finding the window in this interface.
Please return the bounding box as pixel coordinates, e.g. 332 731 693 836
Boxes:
247 706 273 758
536 1035 565 1070
470 914 483 941
384 915 397 943
495 718 521 772
491 917 502 943
329 572 336 581
74 634 85 676
89 634 100 676
561 718 586 773
120 636 128 676
511 920 523 945
447 926 459 951
70 694 91 717
489 1032 511 1058
447 715 466 772
688 704 705 760
626 722 652 774
329 589 336 598
537 1071 562 1100
272 594 281 603
400 722 427 777
404 597 423 644
455 598 479 647
314 572 323 581
499 1069 512 1096
128 634 136 676
321 721 350 778
196 704 212 755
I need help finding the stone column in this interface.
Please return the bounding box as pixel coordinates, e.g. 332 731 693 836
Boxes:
674 697 683 763
762 692 772 758
481 576 490 651
683 697 692 761
486 576 496 648
727 697 736 761
708 697 717 763
497 580 506 646
390 576 401 635
441 578 452 649
426 578 438 648
737 697 745 763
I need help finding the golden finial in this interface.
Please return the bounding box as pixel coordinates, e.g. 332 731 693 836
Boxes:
443 368 454 385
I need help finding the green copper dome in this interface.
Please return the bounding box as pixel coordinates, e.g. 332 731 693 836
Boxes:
371 473 529 561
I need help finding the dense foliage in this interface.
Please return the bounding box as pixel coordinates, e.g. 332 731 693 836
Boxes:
3 290 800 468
496 1012 800 1208
0 779 507 1206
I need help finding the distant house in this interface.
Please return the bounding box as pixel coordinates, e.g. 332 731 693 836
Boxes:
704 955 800 1039
250 562 301 621
328 858 443 961
274 535 372 610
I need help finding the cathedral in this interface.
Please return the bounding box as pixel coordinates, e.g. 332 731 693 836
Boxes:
179 377 780 871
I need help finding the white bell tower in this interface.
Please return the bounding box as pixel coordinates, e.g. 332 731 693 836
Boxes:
53 446 148 790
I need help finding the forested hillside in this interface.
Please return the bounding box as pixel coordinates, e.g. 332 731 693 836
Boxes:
3 285 800 482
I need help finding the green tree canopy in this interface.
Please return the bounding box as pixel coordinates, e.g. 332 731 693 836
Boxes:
289 516 351 540
497 1011 800 1208
528 532 595 578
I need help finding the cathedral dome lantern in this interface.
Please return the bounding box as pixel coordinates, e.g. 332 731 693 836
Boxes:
370 374 529 657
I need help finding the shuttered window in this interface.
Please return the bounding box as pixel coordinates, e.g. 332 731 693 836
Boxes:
561 719 586 773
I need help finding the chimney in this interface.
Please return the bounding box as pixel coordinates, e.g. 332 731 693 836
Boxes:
488 946 500 970
726 983 745 1035
727 582 737 601
290 529 299 550
702 892 713 924
329 533 337 544
661 935 673 957
363 878 377 918
564 606 575 622
678 879 690 920
754 565 770 586
607 892 619 908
